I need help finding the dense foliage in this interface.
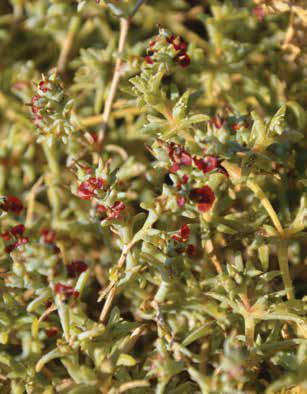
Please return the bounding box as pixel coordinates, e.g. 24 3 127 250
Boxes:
0 0 306 393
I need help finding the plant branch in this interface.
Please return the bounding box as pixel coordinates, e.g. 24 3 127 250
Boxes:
57 16 80 74
276 239 294 300
99 17 130 141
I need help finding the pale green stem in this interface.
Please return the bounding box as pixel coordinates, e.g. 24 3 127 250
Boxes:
276 239 294 300
245 316 255 349
42 143 61 220
57 16 81 74
247 180 284 236
154 280 171 303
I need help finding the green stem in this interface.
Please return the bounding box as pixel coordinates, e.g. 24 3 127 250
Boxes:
42 143 61 221
154 280 171 303
57 16 81 74
276 239 294 300
247 180 284 236
245 316 255 349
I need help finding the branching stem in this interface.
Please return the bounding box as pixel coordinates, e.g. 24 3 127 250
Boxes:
99 17 130 141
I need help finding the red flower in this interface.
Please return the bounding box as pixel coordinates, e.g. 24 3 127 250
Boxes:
253 5 265 22
5 243 18 253
189 185 215 212
168 143 192 172
193 156 219 174
231 123 243 131
176 195 186 208
32 94 41 104
16 237 29 247
54 283 79 298
186 244 196 257
2 223 28 253
67 260 88 278
211 116 224 129
176 53 190 68
77 182 94 200
39 81 48 92
96 204 107 214
40 228 56 244
77 177 105 200
167 35 190 68
46 327 59 337
1 196 23 214
172 224 190 242
11 224 25 237
1 231 11 241
145 56 153 64
108 201 125 219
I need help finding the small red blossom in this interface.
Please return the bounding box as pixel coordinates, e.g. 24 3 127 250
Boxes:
193 156 219 174
88 177 104 188
176 195 186 208
144 55 153 64
54 283 79 298
32 94 41 104
231 123 243 131
16 237 29 247
10 224 25 237
5 243 17 253
253 5 265 22
167 35 190 68
96 201 125 220
172 224 191 242
40 228 56 244
168 143 192 172
211 116 224 129
4 237 29 253
67 260 88 278
12 81 29 90
109 201 125 219
189 185 215 212
186 244 196 257
1 231 11 241
77 177 105 200
2 223 28 253
39 81 48 92
176 53 190 68
1 196 23 214
179 224 190 240
96 204 107 214
46 327 59 337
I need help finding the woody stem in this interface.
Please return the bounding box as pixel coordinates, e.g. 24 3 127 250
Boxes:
99 17 130 141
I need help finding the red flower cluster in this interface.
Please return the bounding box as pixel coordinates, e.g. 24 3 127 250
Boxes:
45 327 59 338
145 34 190 68
253 5 265 22
77 177 105 200
168 143 192 173
171 224 196 257
172 224 190 242
211 116 225 129
167 35 191 68
40 228 60 254
194 155 228 177
189 185 216 212
1 224 29 253
0 196 23 214
40 228 56 244
31 81 49 126
67 260 88 278
54 283 79 299
96 201 126 220
194 156 219 174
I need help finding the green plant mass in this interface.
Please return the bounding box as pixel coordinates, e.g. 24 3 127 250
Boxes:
0 0 306 393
